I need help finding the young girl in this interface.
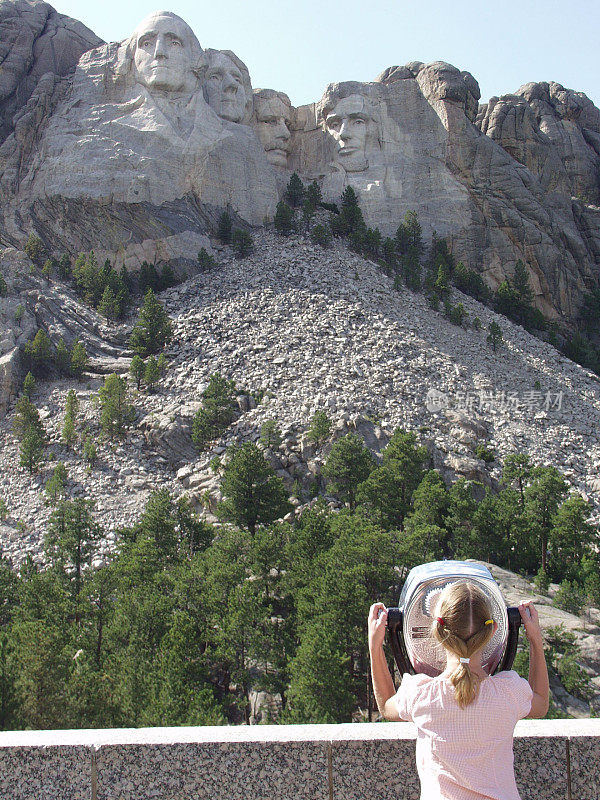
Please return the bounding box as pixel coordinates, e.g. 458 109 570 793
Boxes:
368 581 549 800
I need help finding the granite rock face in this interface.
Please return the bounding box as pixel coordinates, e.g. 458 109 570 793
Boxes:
288 62 598 319
0 0 102 144
0 2 598 318
0 9 279 268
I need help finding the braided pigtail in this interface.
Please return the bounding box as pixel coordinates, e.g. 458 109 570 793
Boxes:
432 582 495 708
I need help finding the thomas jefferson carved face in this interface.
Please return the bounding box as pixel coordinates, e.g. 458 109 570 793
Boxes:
325 94 375 172
204 52 247 122
133 13 200 95
254 95 292 167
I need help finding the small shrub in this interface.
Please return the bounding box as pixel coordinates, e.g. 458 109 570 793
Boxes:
217 212 233 244
534 567 550 594
475 443 495 463
231 228 254 258
22 372 35 399
198 248 217 270
311 224 332 248
274 201 295 236
83 436 97 464
553 580 586 615
307 410 332 446
260 419 283 449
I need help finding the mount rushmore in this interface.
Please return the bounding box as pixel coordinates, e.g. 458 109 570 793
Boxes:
0 1 599 320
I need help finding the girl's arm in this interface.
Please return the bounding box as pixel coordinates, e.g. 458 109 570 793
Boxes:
368 603 401 721
519 601 550 718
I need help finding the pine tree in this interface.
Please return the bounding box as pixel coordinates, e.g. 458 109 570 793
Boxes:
45 462 68 505
20 425 46 474
404 210 423 252
512 260 534 307
55 338 70 374
310 225 332 248
217 211 233 244
301 197 316 230
198 248 217 270
70 340 89 378
357 428 428 527
159 263 177 290
502 453 532 505
144 356 160 391
339 186 365 234
129 355 146 390
191 374 238 450
0 272 7 297
98 286 119 320
62 389 78 446
322 433 376 508
284 172 305 208
305 180 322 211
83 436 97 464
381 238 396 271
306 411 332 446
274 201 295 236
24 329 53 375
24 234 45 266
41 259 52 282
487 320 503 352
79 251 101 305
98 373 135 438
22 372 35 399
46 498 101 622
259 420 282 449
130 289 173 356
14 396 46 474
157 353 168 376
217 442 291 535
58 253 71 280
494 279 519 319
284 617 354 723
231 228 254 258
525 466 568 573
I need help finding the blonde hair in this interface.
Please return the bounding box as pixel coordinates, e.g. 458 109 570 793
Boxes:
431 581 495 708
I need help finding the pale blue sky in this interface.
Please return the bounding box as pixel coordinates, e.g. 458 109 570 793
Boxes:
55 0 599 109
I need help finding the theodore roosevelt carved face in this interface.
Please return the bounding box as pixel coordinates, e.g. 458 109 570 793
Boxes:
132 12 201 95
325 94 378 172
252 90 292 167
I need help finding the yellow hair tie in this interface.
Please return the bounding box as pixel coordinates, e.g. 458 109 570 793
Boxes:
484 619 493 625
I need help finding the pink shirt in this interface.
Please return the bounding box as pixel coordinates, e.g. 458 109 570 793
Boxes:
395 670 533 800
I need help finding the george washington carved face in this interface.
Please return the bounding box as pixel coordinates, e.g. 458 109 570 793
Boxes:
131 12 202 95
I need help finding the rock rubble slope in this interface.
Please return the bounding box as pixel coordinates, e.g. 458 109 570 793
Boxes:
0 232 599 566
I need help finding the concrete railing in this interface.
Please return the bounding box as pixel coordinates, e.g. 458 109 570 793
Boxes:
1 719 599 800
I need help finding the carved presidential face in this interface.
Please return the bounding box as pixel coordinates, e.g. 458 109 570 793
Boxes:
325 95 375 172
204 52 247 122
254 96 292 167
133 13 199 95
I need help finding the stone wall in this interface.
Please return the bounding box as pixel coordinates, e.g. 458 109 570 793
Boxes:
0 719 598 800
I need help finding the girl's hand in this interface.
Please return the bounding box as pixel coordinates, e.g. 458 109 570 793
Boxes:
518 600 543 643
368 602 388 651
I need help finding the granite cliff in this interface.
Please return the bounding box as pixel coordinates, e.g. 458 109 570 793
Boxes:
0 1 597 323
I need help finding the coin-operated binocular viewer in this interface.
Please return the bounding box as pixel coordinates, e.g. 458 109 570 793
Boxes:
386 561 522 676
